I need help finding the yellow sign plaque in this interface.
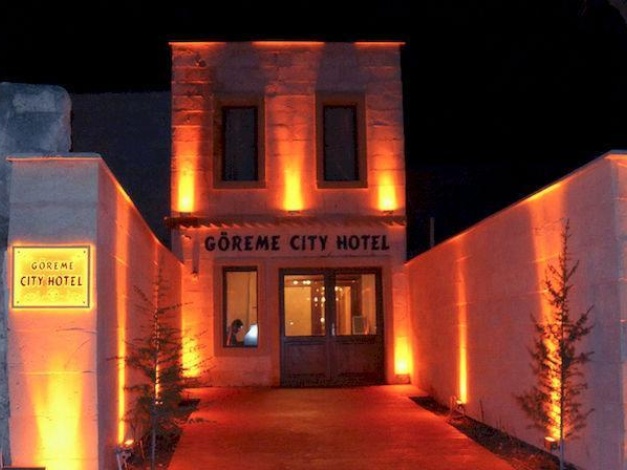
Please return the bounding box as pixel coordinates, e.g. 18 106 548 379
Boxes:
12 246 91 308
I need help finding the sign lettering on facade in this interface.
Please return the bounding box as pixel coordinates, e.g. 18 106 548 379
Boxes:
12 246 91 308
204 232 392 254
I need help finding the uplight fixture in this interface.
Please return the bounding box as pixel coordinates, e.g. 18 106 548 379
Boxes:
544 436 559 451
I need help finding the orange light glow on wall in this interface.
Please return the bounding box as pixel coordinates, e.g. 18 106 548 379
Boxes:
116 202 130 444
180 304 203 379
117 296 127 443
177 168 196 213
284 169 304 211
251 41 325 47
29 358 87 469
12 246 91 308
117 354 126 441
182 336 201 378
172 112 204 214
526 181 567 440
270 95 311 212
354 41 406 47
377 173 398 212
455 243 469 404
394 335 411 376
457 310 468 404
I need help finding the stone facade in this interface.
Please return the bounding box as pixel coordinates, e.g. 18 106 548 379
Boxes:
169 41 409 386
0 82 71 464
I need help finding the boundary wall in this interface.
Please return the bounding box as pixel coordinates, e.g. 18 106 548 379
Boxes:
0 82 73 460
5 154 182 470
406 152 627 470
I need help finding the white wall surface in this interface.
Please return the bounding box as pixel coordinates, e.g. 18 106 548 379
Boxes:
406 152 627 470
6 154 182 470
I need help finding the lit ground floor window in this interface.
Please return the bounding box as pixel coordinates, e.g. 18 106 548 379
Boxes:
223 267 258 347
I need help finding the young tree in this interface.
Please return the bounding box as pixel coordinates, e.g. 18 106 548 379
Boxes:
516 219 594 470
121 271 208 470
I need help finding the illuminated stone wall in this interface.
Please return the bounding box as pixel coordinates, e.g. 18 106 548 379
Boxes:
91 155 183 468
406 152 627 470
170 42 406 219
169 42 408 386
0 82 71 465
6 154 182 469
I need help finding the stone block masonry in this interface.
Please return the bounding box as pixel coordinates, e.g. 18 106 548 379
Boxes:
0 82 71 465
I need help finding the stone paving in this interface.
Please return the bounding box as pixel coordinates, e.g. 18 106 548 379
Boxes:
169 385 515 470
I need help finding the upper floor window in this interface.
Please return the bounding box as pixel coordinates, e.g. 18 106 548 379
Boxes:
317 93 366 188
214 97 265 188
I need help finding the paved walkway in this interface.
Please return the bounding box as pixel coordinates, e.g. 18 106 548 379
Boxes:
168 385 515 470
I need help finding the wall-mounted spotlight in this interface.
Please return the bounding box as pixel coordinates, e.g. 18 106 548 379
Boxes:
544 436 559 451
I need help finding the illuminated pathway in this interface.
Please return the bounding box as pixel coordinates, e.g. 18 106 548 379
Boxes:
169 385 515 469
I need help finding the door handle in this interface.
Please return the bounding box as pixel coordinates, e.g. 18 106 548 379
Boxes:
331 323 336 336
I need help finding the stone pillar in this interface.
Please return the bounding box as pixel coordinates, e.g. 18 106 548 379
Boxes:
0 82 71 463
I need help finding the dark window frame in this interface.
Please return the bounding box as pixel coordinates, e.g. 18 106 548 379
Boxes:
214 96 265 189
316 92 367 189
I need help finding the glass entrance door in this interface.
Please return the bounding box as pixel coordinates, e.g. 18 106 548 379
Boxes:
280 269 384 387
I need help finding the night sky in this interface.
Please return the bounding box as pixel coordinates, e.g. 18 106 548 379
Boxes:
2 1 627 256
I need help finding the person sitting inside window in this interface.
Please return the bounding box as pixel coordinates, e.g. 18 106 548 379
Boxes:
227 318 244 346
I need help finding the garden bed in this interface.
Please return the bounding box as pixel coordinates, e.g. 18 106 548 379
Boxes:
411 396 577 470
